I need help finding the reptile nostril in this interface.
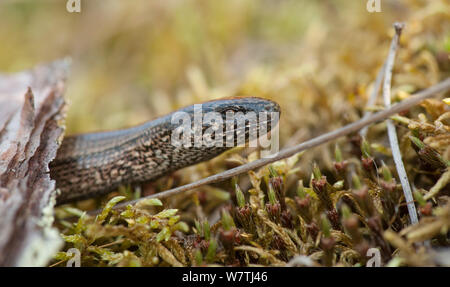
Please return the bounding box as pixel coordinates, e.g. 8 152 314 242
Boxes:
264 103 279 113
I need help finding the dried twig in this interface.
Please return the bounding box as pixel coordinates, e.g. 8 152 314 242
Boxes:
104 77 450 212
382 23 418 225
360 61 386 137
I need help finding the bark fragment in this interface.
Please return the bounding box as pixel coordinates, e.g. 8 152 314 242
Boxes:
0 59 70 266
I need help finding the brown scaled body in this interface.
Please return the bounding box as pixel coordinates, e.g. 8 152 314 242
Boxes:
50 98 280 204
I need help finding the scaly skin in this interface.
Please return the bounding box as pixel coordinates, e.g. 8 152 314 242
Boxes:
50 97 280 204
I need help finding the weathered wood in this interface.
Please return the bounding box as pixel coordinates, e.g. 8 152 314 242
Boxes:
0 59 69 266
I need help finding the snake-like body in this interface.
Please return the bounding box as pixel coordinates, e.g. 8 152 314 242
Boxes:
50 97 279 204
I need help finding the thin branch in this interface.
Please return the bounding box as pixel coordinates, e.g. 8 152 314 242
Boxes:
98 77 450 213
360 61 386 137
382 22 418 225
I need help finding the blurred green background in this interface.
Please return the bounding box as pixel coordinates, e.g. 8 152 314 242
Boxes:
0 0 448 151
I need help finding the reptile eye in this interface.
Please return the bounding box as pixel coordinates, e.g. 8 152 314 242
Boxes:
217 106 240 114
225 107 242 113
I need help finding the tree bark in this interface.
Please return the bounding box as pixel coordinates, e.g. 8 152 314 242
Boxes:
0 59 69 266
